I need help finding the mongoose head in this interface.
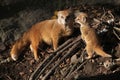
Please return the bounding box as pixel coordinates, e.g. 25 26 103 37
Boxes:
75 12 88 25
57 9 73 35
57 9 71 25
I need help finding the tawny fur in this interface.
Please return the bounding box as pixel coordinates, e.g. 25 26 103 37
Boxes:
10 10 73 61
75 12 111 59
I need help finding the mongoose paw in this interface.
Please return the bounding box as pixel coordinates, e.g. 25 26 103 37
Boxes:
105 54 112 58
85 56 92 59
35 57 40 62
47 49 55 53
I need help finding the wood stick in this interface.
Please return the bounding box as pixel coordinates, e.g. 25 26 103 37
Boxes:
29 37 81 80
114 27 120 32
113 30 120 40
64 50 85 79
38 36 81 79
66 59 89 80
42 41 81 80
29 38 73 80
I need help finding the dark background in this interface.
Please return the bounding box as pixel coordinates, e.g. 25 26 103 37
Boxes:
0 0 120 80
0 0 120 45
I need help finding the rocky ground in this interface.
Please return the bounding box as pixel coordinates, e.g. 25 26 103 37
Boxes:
0 2 120 80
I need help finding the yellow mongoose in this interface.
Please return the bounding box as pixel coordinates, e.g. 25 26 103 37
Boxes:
75 12 111 59
10 9 73 61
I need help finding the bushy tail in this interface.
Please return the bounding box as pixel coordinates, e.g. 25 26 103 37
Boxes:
94 47 111 58
10 31 30 61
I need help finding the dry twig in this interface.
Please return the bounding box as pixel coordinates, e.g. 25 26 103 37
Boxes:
64 49 86 79
42 41 81 80
113 30 120 40
114 27 120 32
66 59 90 80
29 38 74 80
29 36 82 80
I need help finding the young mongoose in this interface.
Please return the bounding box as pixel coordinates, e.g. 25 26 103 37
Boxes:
75 12 111 59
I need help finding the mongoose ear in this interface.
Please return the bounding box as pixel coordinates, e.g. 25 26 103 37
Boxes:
57 11 61 18
82 16 87 23
54 11 58 16
67 7 73 13
81 13 87 22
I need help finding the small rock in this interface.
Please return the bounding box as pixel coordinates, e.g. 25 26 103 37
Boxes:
84 62 97 75
91 59 95 63
29 59 35 65
114 43 120 57
70 54 78 64
19 72 25 76
29 69 33 73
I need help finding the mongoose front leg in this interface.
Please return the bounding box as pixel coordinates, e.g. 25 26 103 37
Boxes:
52 36 59 51
85 45 93 59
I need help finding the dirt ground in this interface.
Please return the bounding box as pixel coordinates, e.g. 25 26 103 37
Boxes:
0 4 120 80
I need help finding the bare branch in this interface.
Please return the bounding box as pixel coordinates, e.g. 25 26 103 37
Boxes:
114 27 120 32
113 30 120 40
29 36 82 80
42 42 81 80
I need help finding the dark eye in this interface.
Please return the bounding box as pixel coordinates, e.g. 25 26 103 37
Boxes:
61 16 64 18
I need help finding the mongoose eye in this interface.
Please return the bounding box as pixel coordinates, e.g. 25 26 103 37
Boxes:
61 16 64 19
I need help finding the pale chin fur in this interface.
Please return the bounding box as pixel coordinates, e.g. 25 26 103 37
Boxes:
75 21 82 27
57 18 65 25
80 24 84 27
